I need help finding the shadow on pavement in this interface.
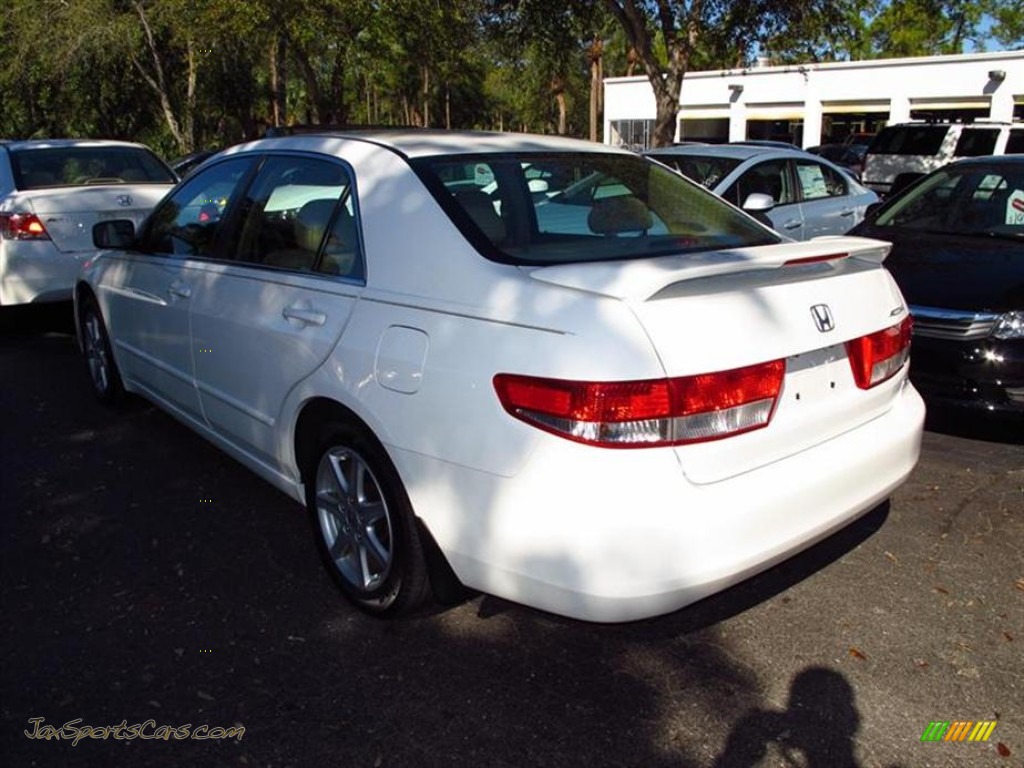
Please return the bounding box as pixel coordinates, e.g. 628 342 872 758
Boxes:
713 667 900 768
0 301 76 336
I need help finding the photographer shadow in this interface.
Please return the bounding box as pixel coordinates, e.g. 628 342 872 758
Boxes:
714 667 897 768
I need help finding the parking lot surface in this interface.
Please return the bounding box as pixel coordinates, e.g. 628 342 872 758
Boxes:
2 304 1022 768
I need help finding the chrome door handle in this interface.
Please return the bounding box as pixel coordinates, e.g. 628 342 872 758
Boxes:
283 306 327 327
168 282 192 299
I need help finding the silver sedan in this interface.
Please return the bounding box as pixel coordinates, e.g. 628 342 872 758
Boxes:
646 144 879 240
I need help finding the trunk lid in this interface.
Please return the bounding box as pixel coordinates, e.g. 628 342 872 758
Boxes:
9 185 172 252
529 236 912 483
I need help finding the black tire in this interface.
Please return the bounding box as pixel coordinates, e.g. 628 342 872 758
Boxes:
79 296 124 406
305 422 431 616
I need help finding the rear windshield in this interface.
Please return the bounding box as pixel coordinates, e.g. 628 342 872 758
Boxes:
413 152 777 266
868 125 948 156
11 146 176 189
647 153 742 189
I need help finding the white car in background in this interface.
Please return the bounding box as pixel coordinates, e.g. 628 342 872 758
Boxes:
0 139 176 305
76 131 924 622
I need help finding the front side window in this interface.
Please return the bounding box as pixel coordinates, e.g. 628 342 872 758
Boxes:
11 146 176 189
415 152 779 265
795 159 848 200
140 157 254 257
875 165 1024 236
226 156 362 279
724 160 795 207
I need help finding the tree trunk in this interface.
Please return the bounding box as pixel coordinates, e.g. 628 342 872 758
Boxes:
269 37 286 127
551 75 567 135
589 36 603 142
422 65 430 128
129 0 193 154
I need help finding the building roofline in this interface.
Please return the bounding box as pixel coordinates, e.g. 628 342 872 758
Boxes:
605 49 1024 84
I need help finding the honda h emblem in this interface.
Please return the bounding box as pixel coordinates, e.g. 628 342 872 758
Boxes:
116 194 133 207
811 304 835 333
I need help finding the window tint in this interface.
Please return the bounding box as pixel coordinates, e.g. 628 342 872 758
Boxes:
650 154 742 189
228 156 362 279
11 145 176 189
869 126 948 155
953 129 999 157
140 158 254 257
1005 130 1024 155
796 160 848 200
725 160 795 207
875 166 1024 235
415 153 778 265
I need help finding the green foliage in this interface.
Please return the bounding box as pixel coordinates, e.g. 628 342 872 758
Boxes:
0 0 1014 156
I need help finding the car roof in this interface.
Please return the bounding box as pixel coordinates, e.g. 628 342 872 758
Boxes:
231 130 630 159
952 154 1024 167
2 139 152 151
645 144 800 161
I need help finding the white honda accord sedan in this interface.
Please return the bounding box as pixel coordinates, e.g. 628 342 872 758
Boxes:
1 139 176 305
75 131 925 623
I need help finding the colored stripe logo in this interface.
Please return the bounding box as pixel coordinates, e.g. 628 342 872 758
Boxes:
921 721 997 742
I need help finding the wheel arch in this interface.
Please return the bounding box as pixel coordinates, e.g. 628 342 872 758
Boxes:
292 395 467 604
73 281 99 351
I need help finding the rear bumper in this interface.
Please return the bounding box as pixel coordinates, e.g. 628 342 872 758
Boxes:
396 381 925 622
0 241 88 305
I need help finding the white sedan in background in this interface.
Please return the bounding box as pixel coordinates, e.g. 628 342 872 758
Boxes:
76 131 924 622
0 139 175 305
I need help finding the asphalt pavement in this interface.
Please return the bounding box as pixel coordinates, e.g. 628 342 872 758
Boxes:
1 303 1022 768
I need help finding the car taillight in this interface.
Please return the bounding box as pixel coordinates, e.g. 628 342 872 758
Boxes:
0 212 50 240
845 316 912 389
493 360 785 448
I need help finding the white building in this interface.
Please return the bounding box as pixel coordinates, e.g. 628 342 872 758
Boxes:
604 50 1024 149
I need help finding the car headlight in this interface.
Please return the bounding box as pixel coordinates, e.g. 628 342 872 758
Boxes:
993 311 1024 340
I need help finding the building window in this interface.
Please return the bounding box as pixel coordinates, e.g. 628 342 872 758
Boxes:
610 119 655 151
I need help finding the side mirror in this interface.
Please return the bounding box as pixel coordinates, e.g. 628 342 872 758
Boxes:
742 192 775 212
93 219 136 248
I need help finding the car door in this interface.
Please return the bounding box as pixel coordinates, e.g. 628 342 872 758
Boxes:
723 159 804 239
187 153 364 469
793 158 859 238
102 157 256 423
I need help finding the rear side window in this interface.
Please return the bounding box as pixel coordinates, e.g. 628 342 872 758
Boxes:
227 156 363 280
11 146 176 188
1005 130 1024 155
869 126 948 156
954 129 999 157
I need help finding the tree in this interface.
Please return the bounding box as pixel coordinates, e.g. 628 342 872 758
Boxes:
867 0 987 57
603 0 856 146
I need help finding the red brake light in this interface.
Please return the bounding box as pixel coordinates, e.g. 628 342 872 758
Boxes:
493 360 785 448
845 316 912 389
783 252 848 266
0 212 50 240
